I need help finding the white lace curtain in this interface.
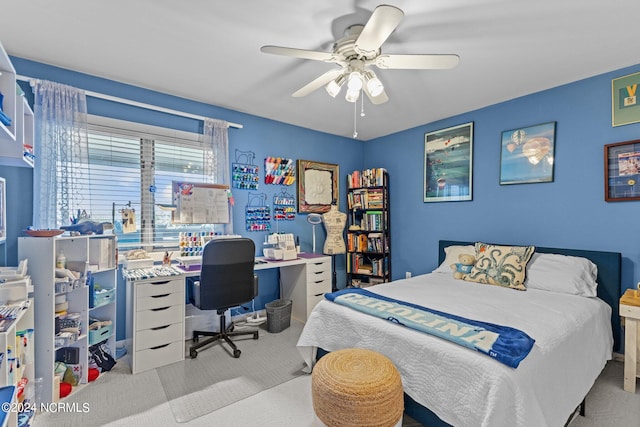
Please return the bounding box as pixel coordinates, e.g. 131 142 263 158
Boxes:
32 80 88 229
203 118 233 234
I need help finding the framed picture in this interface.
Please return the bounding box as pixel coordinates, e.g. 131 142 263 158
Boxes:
500 122 556 185
297 159 339 213
604 139 640 202
424 122 473 202
612 71 640 127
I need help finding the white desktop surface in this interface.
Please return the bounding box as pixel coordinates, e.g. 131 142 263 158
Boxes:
174 253 327 276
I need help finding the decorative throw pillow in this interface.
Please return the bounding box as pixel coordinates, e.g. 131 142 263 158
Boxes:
463 243 535 290
433 245 476 273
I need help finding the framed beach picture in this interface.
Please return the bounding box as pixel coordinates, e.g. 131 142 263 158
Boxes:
297 159 339 213
604 139 640 202
424 122 473 202
500 122 556 185
612 71 640 127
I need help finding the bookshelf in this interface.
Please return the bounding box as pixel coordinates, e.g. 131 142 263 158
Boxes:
346 169 391 287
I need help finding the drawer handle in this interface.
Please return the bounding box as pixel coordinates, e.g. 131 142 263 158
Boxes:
150 280 171 285
150 343 170 350
151 324 171 331
151 306 171 312
313 271 323 275
314 293 324 297
151 293 170 299
314 280 324 284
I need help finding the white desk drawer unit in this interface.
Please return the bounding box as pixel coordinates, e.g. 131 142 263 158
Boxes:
281 256 332 323
126 277 186 374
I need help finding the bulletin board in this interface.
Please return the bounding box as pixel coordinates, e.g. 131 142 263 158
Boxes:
172 181 230 224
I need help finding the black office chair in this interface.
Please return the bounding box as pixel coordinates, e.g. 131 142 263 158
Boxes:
189 237 259 359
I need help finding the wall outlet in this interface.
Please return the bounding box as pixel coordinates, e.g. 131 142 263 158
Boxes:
405 271 411 279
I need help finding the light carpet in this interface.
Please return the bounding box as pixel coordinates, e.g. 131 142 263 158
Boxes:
157 320 307 423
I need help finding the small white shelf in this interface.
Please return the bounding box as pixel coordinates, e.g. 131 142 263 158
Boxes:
18 235 117 404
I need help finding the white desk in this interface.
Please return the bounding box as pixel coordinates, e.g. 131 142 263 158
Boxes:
125 253 331 374
177 253 332 323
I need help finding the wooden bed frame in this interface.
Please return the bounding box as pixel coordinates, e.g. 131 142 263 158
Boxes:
400 240 622 427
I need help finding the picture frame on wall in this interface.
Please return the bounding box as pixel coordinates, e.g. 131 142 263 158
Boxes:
423 122 473 202
500 121 556 185
296 159 339 213
604 139 640 202
612 71 640 127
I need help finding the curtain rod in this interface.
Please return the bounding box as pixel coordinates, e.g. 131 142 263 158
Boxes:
16 75 243 129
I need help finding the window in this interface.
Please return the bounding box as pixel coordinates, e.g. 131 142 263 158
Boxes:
77 116 221 249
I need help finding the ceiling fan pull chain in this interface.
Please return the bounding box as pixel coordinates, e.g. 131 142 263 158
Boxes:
360 93 366 117
353 99 358 139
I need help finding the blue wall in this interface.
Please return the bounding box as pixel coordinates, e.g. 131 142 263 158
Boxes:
2 57 640 344
4 57 364 341
365 64 640 296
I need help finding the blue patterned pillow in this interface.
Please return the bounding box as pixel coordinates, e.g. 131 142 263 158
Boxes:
463 243 535 290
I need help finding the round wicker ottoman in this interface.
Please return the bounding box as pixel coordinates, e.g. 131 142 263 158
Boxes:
312 348 404 427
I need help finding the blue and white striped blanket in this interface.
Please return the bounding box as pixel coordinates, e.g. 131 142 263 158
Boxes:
325 288 535 368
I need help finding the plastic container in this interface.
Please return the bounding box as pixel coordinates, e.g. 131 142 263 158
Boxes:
92 287 116 308
265 299 292 333
89 324 113 346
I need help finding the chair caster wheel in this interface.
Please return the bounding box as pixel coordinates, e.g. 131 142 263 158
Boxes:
233 349 241 358
253 332 259 339
190 349 198 359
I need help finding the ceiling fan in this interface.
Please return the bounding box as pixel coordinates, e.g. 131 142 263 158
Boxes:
260 4 459 105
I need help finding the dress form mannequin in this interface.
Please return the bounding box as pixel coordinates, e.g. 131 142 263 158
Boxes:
322 203 346 255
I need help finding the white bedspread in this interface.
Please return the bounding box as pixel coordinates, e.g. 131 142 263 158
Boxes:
297 273 613 427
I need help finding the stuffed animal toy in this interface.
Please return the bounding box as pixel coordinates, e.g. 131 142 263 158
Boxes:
450 253 476 280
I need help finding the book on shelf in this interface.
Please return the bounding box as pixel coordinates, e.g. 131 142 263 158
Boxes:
348 168 387 189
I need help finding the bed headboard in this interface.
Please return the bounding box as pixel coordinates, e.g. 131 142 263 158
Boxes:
438 240 622 353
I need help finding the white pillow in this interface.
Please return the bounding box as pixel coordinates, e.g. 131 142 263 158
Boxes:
433 245 476 273
525 253 598 297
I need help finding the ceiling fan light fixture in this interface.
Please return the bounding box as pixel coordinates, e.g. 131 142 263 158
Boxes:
325 75 346 98
345 87 360 103
365 71 384 97
347 71 363 91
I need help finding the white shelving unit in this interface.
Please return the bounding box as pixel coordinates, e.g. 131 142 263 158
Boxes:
0 41 17 144
0 39 34 168
0 295 34 427
18 234 116 404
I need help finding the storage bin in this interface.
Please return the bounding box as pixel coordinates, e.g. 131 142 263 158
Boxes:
88 319 113 346
265 299 292 333
92 287 116 308
58 313 82 331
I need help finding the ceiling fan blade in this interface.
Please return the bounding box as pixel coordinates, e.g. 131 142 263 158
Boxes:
363 85 389 105
260 45 343 64
354 5 404 56
374 54 460 70
292 68 345 98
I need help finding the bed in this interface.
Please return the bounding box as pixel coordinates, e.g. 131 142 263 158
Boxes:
297 240 621 427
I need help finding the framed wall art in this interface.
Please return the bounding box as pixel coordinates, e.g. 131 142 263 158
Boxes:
500 122 556 185
612 71 640 127
297 159 339 213
424 122 473 202
604 139 640 202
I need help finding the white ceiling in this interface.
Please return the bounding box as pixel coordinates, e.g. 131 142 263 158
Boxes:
1 0 638 141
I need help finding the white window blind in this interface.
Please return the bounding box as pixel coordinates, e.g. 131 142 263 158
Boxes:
76 116 221 250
